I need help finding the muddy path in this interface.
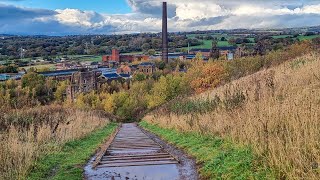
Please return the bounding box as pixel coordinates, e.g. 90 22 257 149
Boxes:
84 123 198 180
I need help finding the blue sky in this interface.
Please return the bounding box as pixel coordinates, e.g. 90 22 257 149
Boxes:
1 0 320 35
3 0 132 14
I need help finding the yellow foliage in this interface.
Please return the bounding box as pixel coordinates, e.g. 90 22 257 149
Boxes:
102 93 115 114
187 61 225 93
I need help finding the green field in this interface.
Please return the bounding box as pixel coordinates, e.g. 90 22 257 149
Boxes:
67 55 102 62
122 51 144 55
272 35 292 39
185 33 255 50
297 35 320 40
185 33 320 50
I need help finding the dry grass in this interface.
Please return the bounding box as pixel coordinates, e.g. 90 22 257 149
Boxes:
0 105 109 180
145 52 320 179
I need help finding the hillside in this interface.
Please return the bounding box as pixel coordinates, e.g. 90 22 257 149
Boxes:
144 53 320 179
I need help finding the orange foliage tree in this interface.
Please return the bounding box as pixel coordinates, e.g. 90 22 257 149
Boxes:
187 60 226 94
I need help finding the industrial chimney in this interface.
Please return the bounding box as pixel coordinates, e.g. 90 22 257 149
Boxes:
162 2 168 64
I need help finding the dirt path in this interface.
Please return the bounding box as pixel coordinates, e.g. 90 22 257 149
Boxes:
84 123 198 180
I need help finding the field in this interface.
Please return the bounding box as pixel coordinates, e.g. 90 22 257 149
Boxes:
185 33 254 50
1 55 103 65
185 33 320 50
144 52 320 179
21 64 56 71
298 35 320 40
67 55 102 62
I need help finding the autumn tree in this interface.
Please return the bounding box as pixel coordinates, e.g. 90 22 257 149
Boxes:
54 81 68 103
21 72 46 96
186 61 225 93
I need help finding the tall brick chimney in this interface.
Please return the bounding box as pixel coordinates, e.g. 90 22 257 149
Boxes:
162 2 168 64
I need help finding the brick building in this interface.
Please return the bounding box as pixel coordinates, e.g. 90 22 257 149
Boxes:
102 49 149 64
138 62 156 75
67 69 102 100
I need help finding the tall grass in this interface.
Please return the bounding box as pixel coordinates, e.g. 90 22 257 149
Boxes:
145 53 320 179
0 105 109 180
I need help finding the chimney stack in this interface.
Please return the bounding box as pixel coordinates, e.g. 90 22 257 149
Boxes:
162 2 168 64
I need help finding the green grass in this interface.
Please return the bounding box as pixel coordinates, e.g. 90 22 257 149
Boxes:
122 51 144 55
272 35 292 39
140 121 273 180
185 33 255 50
297 35 320 41
67 55 102 62
27 123 118 180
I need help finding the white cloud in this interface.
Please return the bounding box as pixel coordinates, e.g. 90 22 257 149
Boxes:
1 0 320 35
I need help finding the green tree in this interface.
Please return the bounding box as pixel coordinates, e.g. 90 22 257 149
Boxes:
54 81 68 102
147 49 156 56
142 43 151 52
21 72 46 96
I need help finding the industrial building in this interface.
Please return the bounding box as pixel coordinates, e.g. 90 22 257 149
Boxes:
102 49 149 64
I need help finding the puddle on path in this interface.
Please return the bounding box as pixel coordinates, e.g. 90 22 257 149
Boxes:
84 123 198 180
85 156 180 180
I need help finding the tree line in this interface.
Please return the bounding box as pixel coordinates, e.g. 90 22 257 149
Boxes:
0 34 202 60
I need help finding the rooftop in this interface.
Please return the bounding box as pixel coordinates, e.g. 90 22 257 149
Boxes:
139 62 155 66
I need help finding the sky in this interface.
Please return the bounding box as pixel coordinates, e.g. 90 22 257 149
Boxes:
1 0 320 35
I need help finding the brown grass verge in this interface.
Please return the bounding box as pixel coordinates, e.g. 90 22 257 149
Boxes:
145 53 320 179
0 105 109 180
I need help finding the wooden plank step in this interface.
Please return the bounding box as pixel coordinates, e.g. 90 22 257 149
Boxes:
103 153 170 158
102 155 172 161
100 157 175 164
109 145 160 148
110 144 159 147
97 160 178 168
108 148 161 151
109 146 160 150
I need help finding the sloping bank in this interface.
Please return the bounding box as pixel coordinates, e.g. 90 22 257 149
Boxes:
27 123 118 180
140 121 273 179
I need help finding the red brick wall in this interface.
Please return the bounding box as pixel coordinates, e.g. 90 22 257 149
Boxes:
102 55 108 62
112 49 120 61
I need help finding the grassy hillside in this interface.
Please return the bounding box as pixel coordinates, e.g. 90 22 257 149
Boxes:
144 53 320 179
140 121 272 179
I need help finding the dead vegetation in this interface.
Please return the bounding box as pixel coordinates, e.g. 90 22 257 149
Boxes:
145 53 320 179
0 105 109 180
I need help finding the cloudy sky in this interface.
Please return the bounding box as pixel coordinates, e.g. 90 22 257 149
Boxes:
1 0 320 35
